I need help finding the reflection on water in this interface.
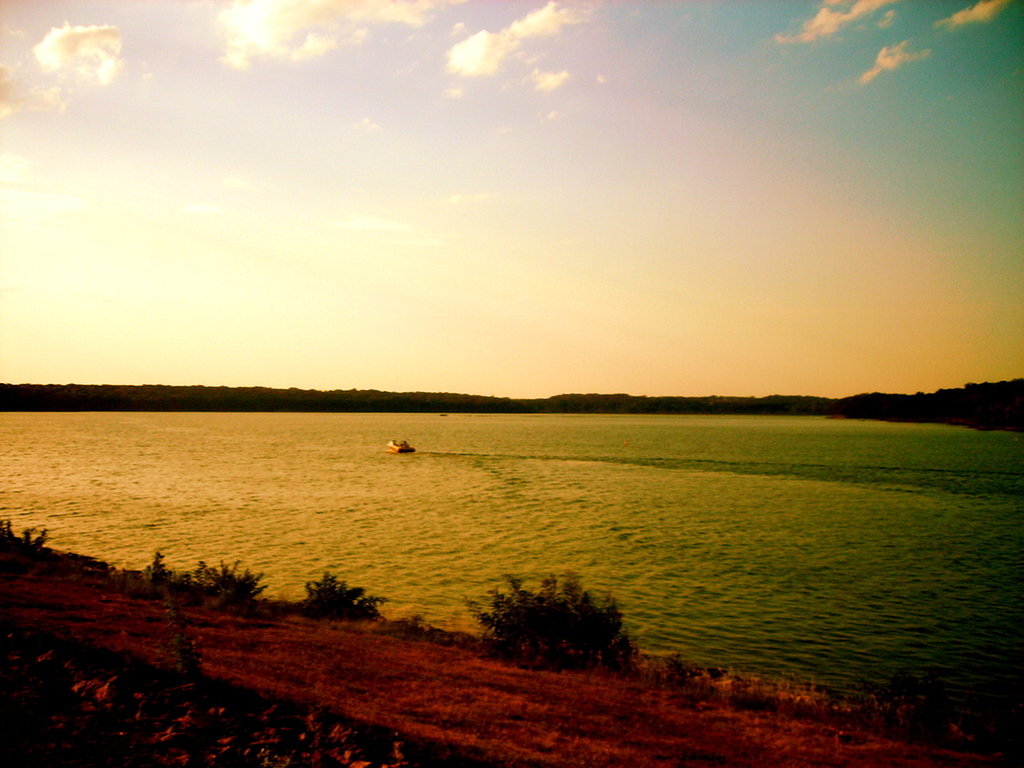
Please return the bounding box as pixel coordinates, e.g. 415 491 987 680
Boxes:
2 412 1021 696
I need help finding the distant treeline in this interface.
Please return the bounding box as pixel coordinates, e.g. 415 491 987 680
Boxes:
0 383 828 415
531 393 831 415
0 384 527 414
829 379 1024 430
1 381 1021 427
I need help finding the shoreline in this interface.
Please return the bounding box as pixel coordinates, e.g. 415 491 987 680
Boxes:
4 379 1021 430
1 531 1017 767
827 414 1024 432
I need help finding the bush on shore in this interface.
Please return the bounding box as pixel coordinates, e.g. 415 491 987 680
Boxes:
137 552 386 622
302 572 386 621
139 551 266 609
185 560 267 606
0 519 49 555
469 574 635 670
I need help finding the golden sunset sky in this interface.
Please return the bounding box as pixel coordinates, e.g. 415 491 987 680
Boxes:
2 0 1021 397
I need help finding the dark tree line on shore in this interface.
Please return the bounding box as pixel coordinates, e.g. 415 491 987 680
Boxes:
1 380 1020 428
0 384 528 414
830 379 1023 430
0 383 829 415
532 393 831 415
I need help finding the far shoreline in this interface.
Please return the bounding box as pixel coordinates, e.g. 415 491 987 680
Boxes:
2 380 1021 429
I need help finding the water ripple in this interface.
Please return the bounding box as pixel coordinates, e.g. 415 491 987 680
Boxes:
1 412 1020 698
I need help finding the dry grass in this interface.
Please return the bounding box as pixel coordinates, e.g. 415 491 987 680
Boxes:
0 558 1002 768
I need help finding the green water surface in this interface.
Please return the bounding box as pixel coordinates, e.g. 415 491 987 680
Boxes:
2 412 1021 697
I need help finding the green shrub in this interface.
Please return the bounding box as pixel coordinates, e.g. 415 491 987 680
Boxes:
136 552 265 609
469 574 635 670
0 519 49 555
143 550 173 586
302 572 386 620
185 560 267 606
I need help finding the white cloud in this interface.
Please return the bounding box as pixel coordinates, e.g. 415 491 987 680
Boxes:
182 204 223 215
531 68 570 91
290 31 339 60
442 86 464 99
776 0 902 43
354 116 381 131
33 23 123 85
0 153 32 184
446 1 583 77
936 0 1015 30
446 29 519 76
877 9 896 28
508 2 582 38
220 0 458 69
858 40 930 84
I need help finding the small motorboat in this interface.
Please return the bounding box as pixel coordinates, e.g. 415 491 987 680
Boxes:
387 439 415 453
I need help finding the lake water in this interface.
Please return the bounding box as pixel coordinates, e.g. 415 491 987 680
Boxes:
2 411 1021 697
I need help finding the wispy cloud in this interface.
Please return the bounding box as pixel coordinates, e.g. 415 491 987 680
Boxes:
531 68 570 92
0 153 32 184
936 0 1016 30
0 64 65 118
289 31 339 61
776 0 902 44
33 23 124 85
354 116 381 132
1 24 26 40
0 188 86 222
877 9 897 28
331 212 445 247
220 0 458 69
446 1 583 77
397 236 442 247
222 176 262 191
858 40 930 84
442 193 492 205
332 214 411 233
0 65 20 118
508 2 581 38
182 204 223 215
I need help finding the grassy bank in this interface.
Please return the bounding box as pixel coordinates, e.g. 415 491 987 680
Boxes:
1 521 1016 767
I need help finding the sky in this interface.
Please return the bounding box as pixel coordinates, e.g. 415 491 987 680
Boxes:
1 0 1021 399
